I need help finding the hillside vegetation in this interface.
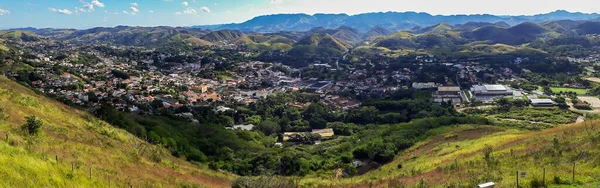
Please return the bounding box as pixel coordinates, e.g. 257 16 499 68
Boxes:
300 121 600 187
0 76 230 187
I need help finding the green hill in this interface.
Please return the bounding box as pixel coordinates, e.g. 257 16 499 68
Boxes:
201 30 245 43
416 23 456 34
542 20 582 33
455 22 509 31
0 76 230 187
59 27 212 47
234 35 295 51
574 22 600 35
468 22 549 45
295 33 350 52
365 26 392 39
0 30 45 42
301 121 600 187
331 26 362 45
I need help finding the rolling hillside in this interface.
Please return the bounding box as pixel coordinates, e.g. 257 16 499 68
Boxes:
467 22 550 45
0 76 230 187
201 30 245 43
234 34 295 51
295 33 350 52
301 121 600 187
0 30 45 42
52 26 213 47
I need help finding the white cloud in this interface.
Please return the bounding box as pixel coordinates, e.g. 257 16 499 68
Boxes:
78 0 105 12
175 12 182 15
183 8 197 14
182 2 189 6
130 2 138 7
91 0 105 8
270 0 284 4
123 11 129 15
49 7 73 15
200 6 210 13
130 6 139 13
0 8 10 16
149 10 154 13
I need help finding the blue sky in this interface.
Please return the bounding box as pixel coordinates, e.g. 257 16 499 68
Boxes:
0 0 598 29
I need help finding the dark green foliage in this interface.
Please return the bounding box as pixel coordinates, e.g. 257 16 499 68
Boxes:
232 176 299 188
23 116 43 136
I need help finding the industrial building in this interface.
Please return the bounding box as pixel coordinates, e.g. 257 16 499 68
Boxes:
469 85 514 103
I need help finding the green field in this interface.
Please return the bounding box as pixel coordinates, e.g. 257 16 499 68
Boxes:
538 86 589 95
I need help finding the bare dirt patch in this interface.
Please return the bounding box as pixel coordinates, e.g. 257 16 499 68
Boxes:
578 96 600 108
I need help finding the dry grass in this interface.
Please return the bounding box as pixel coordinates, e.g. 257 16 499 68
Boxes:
0 76 232 187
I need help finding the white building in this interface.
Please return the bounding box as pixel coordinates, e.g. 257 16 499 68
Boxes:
470 85 513 103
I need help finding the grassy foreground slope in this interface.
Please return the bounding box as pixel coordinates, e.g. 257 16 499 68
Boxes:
0 76 231 187
301 122 600 187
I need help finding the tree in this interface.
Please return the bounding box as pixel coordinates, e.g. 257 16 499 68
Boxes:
258 120 280 136
23 116 43 136
349 106 379 124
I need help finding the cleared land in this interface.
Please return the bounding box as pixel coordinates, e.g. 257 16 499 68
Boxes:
538 86 589 95
585 77 600 83
578 96 600 108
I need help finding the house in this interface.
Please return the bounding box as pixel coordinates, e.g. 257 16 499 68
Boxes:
229 124 255 131
310 81 332 93
214 106 234 113
433 86 462 104
530 99 555 107
3 57 13 63
412 82 436 89
312 128 335 138
283 132 303 141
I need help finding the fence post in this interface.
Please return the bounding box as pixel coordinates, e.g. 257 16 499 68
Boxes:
543 167 546 187
89 167 92 179
71 162 74 172
5 133 8 142
55 155 58 164
516 170 519 188
572 162 576 184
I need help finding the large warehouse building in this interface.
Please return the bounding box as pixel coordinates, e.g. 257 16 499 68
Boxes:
470 85 514 103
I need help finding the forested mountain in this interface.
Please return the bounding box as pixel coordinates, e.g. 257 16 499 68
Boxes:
194 10 600 32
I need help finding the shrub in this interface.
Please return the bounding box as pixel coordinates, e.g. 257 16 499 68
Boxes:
232 176 298 188
530 178 544 187
22 116 43 136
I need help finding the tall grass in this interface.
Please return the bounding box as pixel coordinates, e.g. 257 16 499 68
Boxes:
0 76 231 187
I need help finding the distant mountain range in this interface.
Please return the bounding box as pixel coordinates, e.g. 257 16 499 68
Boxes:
193 10 600 32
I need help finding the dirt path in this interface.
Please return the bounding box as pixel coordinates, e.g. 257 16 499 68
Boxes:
576 116 585 123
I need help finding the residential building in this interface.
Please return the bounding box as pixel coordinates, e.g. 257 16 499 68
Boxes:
412 82 437 89
312 128 335 138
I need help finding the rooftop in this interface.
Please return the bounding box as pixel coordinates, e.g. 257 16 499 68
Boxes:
530 99 555 104
484 85 507 91
438 86 461 92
